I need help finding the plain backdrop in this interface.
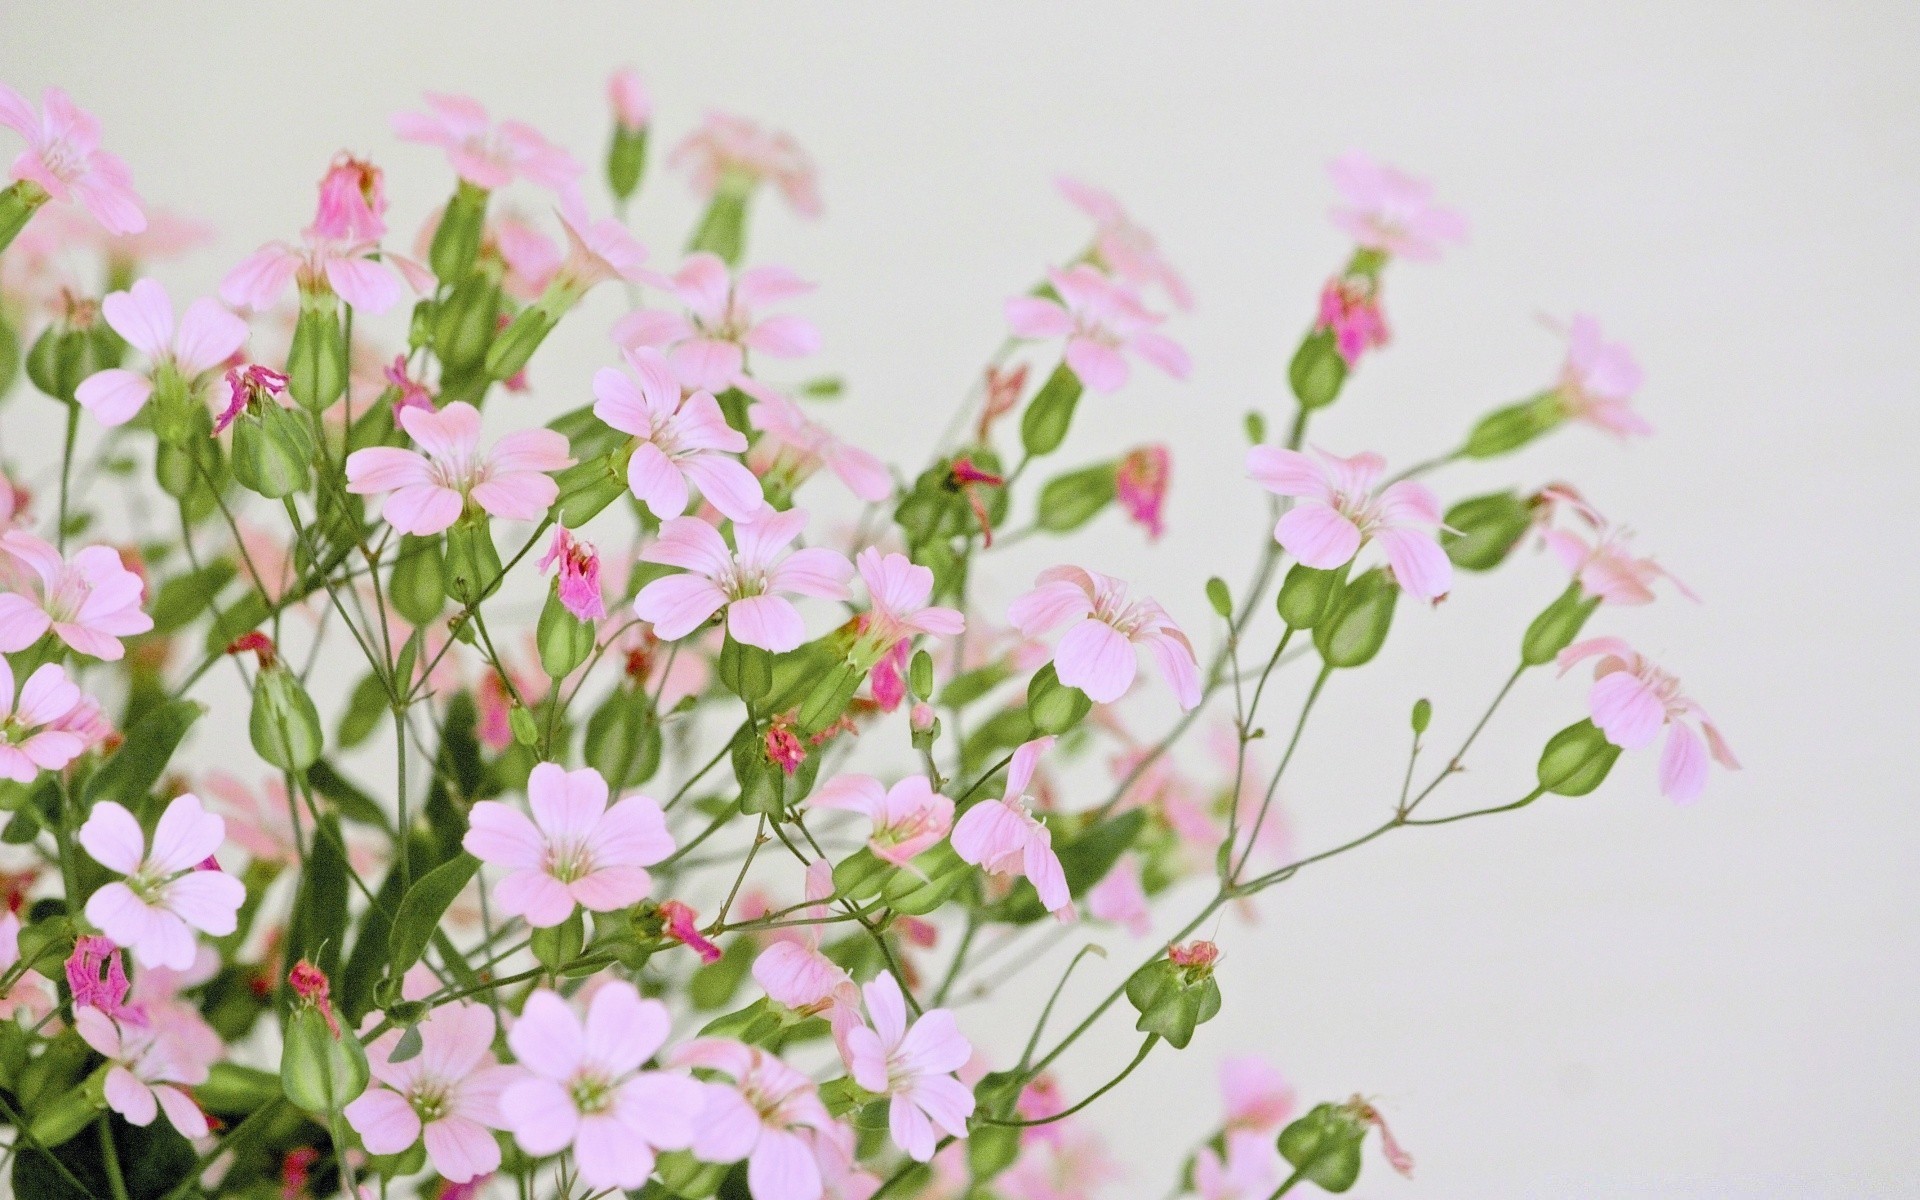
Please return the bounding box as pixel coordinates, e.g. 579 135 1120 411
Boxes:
4 4 1917 1197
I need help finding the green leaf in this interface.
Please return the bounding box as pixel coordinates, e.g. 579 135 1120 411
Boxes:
281 814 349 1005
306 760 391 831
149 560 236 633
387 852 480 981
85 699 203 808
336 670 388 750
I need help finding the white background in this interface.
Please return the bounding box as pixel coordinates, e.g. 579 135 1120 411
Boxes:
4 3 1917 1196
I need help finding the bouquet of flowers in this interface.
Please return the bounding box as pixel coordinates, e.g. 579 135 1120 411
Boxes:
0 67 1735 1200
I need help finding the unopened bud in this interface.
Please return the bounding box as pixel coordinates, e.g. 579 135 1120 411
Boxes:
1020 361 1085 457
250 655 325 771
1026 662 1092 735
1442 490 1534 571
286 294 347 412
1461 390 1563 459
1536 719 1621 796
280 961 368 1115
1035 461 1117 535
430 180 490 284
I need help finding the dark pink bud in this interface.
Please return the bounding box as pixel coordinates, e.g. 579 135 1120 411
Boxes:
1115 445 1170 540
764 719 806 775
538 527 607 620
288 959 339 1037
1168 940 1220 971
1315 277 1390 366
384 354 435 418
226 631 277 668
215 363 290 435
867 639 909 712
309 152 388 243
659 900 723 964
66 935 143 1023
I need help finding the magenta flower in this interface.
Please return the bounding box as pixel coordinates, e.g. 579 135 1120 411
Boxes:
464 762 673 928
1056 176 1193 311
951 736 1071 915
812 774 953 867
841 972 975 1162
634 509 853 651
344 1001 518 1184
743 379 894 503
0 85 144 235
1557 314 1651 437
609 67 653 133
854 547 964 658
660 898 724 964
1084 853 1150 936
0 658 105 782
74 1006 208 1138
79 793 243 970
1327 151 1467 262
539 527 607 621
1115 445 1170 540
1245 446 1453 602
345 401 573 536
499 984 702 1191
1220 1056 1295 1135
66 935 134 1018
1004 265 1190 393
391 93 582 193
613 253 821 392
0 532 152 661
1007 566 1201 709
1315 277 1390 366
672 112 822 217
1559 638 1740 803
671 1037 838 1200
73 277 248 427
592 346 764 521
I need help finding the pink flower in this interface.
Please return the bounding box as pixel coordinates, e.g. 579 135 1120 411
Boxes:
309 153 387 243
812 774 953 866
1541 518 1692 607
464 762 674 928
1194 1130 1283 1200
671 112 822 217
752 861 855 1016
609 68 653 132
671 1037 838 1200
79 793 243 970
125 948 223 1076
0 657 105 781
74 1006 208 1138
997 1125 1123 1200
1557 314 1651 437
73 277 248 426
634 509 853 651
1004 265 1189 393
743 379 894 503
492 214 562 301
345 401 573 536
220 226 430 316
869 639 910 712
951 737 1071 915
391 94 582 193
500 984 702 1191
213 363 291 436
0 85 144 235
1084 853 1149 936
382 354 434 418
1007 566 1200 709
1245 446 1453 601
1220 1056 1295 1134
345 1001 518 1183
855 547 964 657
842 972 975 1162
0 532 152 660
613 253 820 392
1056 177 1192 310
1327 151 1467 262
592 346 764 521
552 191 653 296
1315 277 1390 366
1114 445 1170 540
1559 638 1740 803
539 527 607 621
0 912 53 1021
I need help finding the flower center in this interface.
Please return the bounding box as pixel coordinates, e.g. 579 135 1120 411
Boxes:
569 1069 616 1115
541 836 594 884
39 138 82 184
718 564 771 603
410 1079 450 1123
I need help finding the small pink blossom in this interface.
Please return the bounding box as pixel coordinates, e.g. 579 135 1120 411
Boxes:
869 639 910 712
345 401 573 536
492 213 562 301
1540 514 1692 607
614 253 820 392
609 67 653 133
0 912 53 1021
1056 177 1192 310
73 277 248 427
126 948 223 1076
951 736 1071 915
743 379 894 503
1315 277 1390 366
842 972 975 1162
752 860 856 1016
1220 1056 1295 1134
464 762 673 928
1004 264 1189 393
764 719 807 776
855 547 965 658
552 191 654 296
80 793 243 970
997 1124 1123 1200
1327 151 1467 262
1246 445 1453 601
672 112 822 217
671 1037 838 1200
1114 445 1170 540
344 1001 518 1184
812 774 954 866
1084 853 1149 936
539 526 607 621
309 152 387 243
1194 1130 1283 1200
634 508 853 651
74 1006 208 1138
1559 638 1739 803
1007 566 1200 709
659 898 724 963
500 984 702 1191
383 354 434 418
0 657 106 781
1557 314 1651 437
592 346 764 521
0 531 152 660
391 94 582 193
213 363 291 436
0 85 145 235
220 225 430 316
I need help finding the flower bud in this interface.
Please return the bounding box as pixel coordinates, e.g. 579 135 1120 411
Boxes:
444 516 504 606
1027 662 1092 735
583 686 661 789
286 294 347 412
388 534 448 627
796 661 864 738
484 304 557 382
231 396 316 499
26 295 111 403
432 266 504 373
1312 568 1398 669
881 841 970 915
1020 361 1085 457
281 974 369 1115
1115 444 1170 540
1441 490 1534 571
719 636 776 707
0 180 49 257
1124 940 1223 1048
249 650 325 771
1288 328 1348 410
553 452 630 527
26 1075 102 1148
537 586 596 680
908 650 935 701
831 847 895 902
431 180 490 284
1536 718 1620 796
1411 697 1432 734
607 75 651 203
1277 561 1350 630
687 170 754 266
1035 461 1117 535
1520 581 1601 667
1461 390 1562 459
1206 576 1233 619
1276 1102 1369 1193
0 310 20 398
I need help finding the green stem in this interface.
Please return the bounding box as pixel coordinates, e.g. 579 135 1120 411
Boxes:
983 1035 1160 1127
98 1116 132 1200
1402 661 1527 817
56 400 78 551
1267 1165 1307 1198
1232 662 1332 881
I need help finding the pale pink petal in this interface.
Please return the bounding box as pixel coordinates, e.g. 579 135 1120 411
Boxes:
489 428 574 475
173 299 249 376
471 472 560 522
689 1082 762 1161
1131 330 1191 379
576 1113 655 1190
634 573 728 641
584 983 670 1075
423 1114 500 1183
105 1067 158 1126
1375 527 1453 601
1659 723 1709 804
1006 580 1093 637
669 339 744 393
680 453 766 522
589 794 675 868
1022 834 1072 912
673 253 733 323
1245 446 1333 502
402 401 483 462
381 484 465 537
494 869 576 928
825 444 894 502
500 1077 578 1156
0 595 47 653
1005 736 1054 800
890 1093 937 1161
101 279 174 359
463 801 547 870
1144 630 1202 710
219 245 301 311
148 793 224 873
163 871 243 937
1588 673 1665 751
74 369 155 427
742 314 820 358
728 595 807 653
642 516 735 576
570 866 652 912
1274 504 1363 570
324 255 402 313
153 1085 208 1139
79 800 146 874
1052 619 1137 704
750 1128 823 1200
506 990 585 1079
1005 296 1073 339
627 442 693 518
346 1087 423 1155
345 447 434 494
769 547 855 600
1066 338 1129 393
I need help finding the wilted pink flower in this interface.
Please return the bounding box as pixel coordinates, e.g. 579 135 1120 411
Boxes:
383 354 434 418
979 363 1029 440
1559 638 1739 803
552 191 653 297
634 509 853 651
500 984 703 1191
1115 445 1170 540
1220 1056 1295 1134
743 379 893 503
1056 177 1192 311
842 972 975 1162
79 793 242 970
1194 1130 1283 1200
74 1006 208 1137
345 400 572 536
1084 853 1149 936
1556 314 1651 437
345 1001 518 1184
391 94 582 193
308 152 387 243
68 934 136 1018
0 532 152 660
464 763 673 928
0 85 144 235
0 912 53 1021
672 111 822 217
1347 1096 1415 1178
1008 566 1200 709
812 773 953 866
592 346 764 521
0 657 105 781
609 68 653 132
613 253 820 392
539 527 607 620
1315 277 1389 366
73 277 248 427
1246 445 1452 601
659 898 724 963
752 860 855 1016
1327 151 1467 262
212 363 291 435
671 1037 838 1200
1004 264 1190 393
952 736 1071 915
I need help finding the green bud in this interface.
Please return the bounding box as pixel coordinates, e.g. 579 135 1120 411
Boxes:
1411 698 1432 734
280 1003 369 1115
1205 576 1233 620
719 636 775 707
1020 361 1085 457
537 586 597 679
654 1149 727 1198
231 400 315 498
430 180 490 283
432 267 504 373
831 847 896 902
484 304 557 381
1520 581 1600 667
797 661 864 737
0 310 20 399
909 649 935 701
196 1062 285 1114
1461 390 1563 458
883 842 970 915
1536 719 1621 796
1277 1103 1368 1193
1034 461 1117 534
0 180 49 257
26 1075 102 1148
687 169 754 265
388 534 448 627
250 662 325 771
154 408 225 516
532 909 586 972
1026 662 1092 735
584 687 661 790
444 516 504 606
26 312 111 403
969 1123 1023 1182
1442 490 1535 571
608 126 650 201
1277 561 1351 630
1313 568 1398 669
286 295 347 412
1123 943 1222 1049
553 453 630 527
1288 328 1348 410
1243 409 1267 445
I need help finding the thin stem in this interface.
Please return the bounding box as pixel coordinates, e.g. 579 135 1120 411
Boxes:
982 1035 1160 1127
1232 662 1332 882
1015 942 1108 1072
56 400 78 551
98 1116 132 1200
928 913 978 1008
1266 1165 1308 1198
1402 662 1527 818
